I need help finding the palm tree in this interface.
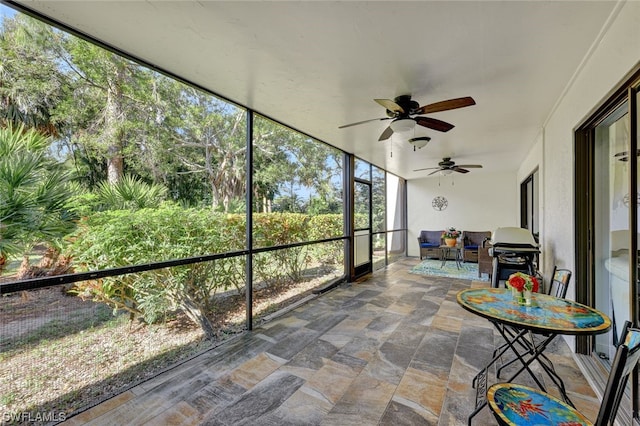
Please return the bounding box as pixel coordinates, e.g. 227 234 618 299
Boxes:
0 124 75 274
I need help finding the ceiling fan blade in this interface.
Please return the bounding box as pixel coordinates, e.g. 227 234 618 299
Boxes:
339 117 391 129
374 98 404 114
452 167 470 174
378 126 394 141
415 116 455 132
416 96 476 115
427 169 442 176
455 164 483 169
413 166 441 172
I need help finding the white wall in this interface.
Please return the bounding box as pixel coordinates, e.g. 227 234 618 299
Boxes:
542 0 639 295
518 133 544 268
407 171 518 257
537 2 639 348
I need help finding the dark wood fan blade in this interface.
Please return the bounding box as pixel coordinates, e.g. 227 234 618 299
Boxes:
416 96 476 115
378 126 394 141
452 167 470 174
375 99 404 114
415 116 455 132
339 117 391 129
455 164 483 169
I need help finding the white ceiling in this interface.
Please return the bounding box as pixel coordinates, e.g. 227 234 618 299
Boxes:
11 1 618 179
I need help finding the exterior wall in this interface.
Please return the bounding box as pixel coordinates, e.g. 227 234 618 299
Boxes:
542 0 640 298
407 171 518 257
518 134 544 268
538 2 639 347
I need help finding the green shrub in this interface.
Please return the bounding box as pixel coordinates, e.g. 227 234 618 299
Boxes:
308 214 343 264
65 204 245 338
64 209 345 336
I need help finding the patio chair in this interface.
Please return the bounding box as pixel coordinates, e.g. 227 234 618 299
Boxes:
487 321 640 426
462 231 491 263
417 230 443 260
478 238 493 279
547 266 572 297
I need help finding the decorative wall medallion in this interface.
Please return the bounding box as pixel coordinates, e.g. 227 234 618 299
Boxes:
432 196 448 211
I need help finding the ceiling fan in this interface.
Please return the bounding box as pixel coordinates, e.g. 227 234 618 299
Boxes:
338 94 475 141
614 149 640 161
413 157 483 176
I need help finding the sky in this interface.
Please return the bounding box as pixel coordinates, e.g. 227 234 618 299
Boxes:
0 3 16 19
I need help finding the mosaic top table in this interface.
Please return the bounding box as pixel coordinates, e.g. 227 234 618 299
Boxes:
456 287 611 425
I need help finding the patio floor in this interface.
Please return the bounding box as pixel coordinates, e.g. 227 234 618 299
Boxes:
62 257 600 425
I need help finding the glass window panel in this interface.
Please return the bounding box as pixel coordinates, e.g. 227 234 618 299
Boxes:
252 115 344 248
355 158 371 181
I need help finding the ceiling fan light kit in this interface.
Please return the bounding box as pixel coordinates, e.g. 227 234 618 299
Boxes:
408 136 430 150
389 118 415 133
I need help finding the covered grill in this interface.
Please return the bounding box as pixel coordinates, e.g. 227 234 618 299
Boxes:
489 227 540 288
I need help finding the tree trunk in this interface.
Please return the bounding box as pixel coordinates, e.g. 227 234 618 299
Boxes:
104 71 125 183
107 144 123 183
180 297 217 340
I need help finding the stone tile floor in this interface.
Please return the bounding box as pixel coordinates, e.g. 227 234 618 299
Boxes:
62 258 600 425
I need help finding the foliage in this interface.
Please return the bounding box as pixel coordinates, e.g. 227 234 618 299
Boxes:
442 227 461 239
308 214 344 264
65 205 245 337
507 272 540 292
0 124 76 273
0 14 345 217
64 206 344 336
0 14 65 136
252 213 311 283
94 175 168 210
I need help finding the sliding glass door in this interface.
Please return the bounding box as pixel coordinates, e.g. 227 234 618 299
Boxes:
593 101 631 362
576 73 640 421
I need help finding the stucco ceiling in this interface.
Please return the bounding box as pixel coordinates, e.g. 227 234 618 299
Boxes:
10 1 619 179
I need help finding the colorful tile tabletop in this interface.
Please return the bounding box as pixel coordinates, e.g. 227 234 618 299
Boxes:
457 288 611 334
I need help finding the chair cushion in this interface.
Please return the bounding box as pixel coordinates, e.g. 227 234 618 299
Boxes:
487 383 591 425
464 244 478 250
420 243 439 248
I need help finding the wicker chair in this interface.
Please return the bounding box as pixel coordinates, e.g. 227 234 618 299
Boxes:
417 230 443 260
462 231 491 263
478 239 493 279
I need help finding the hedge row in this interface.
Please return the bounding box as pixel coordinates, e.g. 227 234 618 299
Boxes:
64 204 345 325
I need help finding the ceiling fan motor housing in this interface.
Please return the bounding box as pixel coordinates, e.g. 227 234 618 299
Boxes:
440 157 455 167
393 95 420 116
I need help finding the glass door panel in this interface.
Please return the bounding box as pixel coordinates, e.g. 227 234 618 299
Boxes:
594 102 630 362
